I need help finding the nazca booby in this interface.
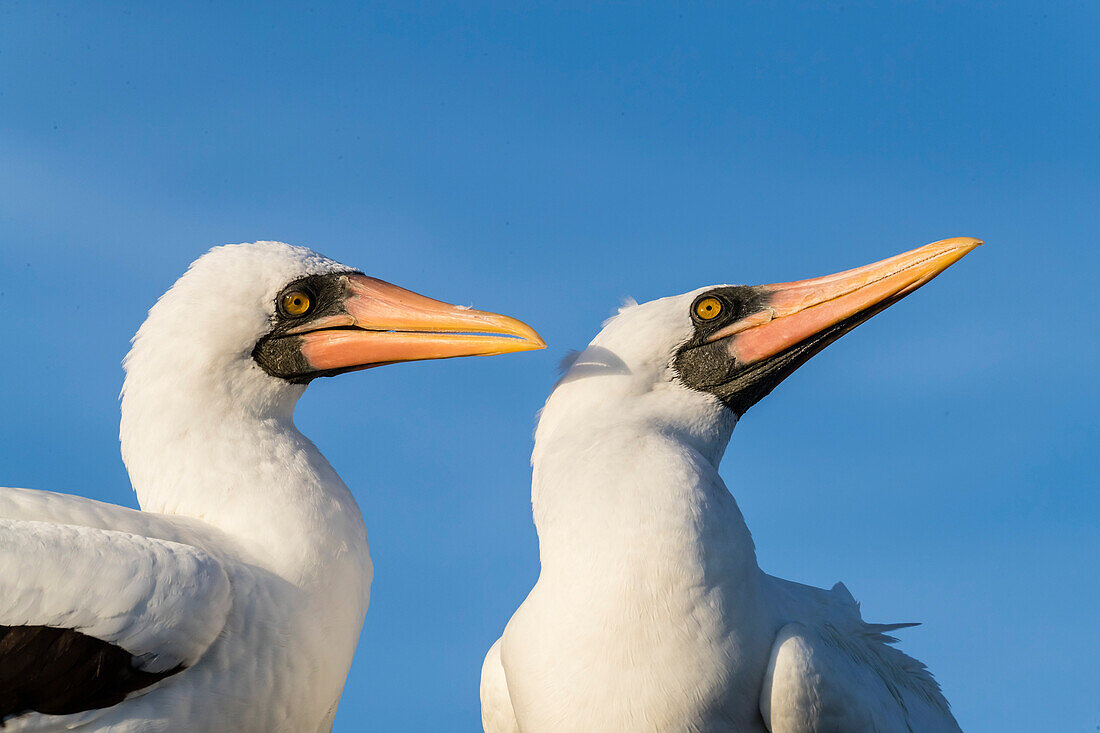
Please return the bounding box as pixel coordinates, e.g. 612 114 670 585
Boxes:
481 238 979 733
0 241 544 732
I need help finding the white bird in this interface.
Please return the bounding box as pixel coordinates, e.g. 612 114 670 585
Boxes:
0 241 544 732
482 238 980 733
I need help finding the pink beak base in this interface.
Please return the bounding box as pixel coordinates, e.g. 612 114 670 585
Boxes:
294 274 545 372
707 237 982 364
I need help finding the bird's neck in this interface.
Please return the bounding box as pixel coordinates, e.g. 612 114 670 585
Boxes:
530 408 759 589
119 378 370 587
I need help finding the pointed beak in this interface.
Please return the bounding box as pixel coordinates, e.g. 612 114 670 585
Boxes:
707 237 982 364
289 274 545 374
673 237 982 415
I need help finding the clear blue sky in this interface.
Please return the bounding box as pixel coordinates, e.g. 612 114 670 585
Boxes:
1 2 1097 731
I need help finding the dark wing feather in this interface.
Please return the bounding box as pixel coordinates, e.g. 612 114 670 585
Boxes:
0 625 183 723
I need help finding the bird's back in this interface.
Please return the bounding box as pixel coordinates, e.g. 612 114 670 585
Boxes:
760 576 961 732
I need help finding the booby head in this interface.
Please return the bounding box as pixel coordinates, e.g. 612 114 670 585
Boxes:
122 241 544 412
542 238 979 459
119 242 544 510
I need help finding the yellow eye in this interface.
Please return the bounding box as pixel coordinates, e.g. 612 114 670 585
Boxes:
694 296 723 320
281 291 311 317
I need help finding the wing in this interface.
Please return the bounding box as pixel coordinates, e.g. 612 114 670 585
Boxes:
0 515 231 723
760 622 961 733
0 486 205 543
480 638 520 733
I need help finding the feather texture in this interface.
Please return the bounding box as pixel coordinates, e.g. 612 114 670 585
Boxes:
0 243 372 732
484 288 960 733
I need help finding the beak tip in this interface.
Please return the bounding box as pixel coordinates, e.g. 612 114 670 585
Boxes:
521 333 548 352
939 236 984 252
924 237 983 271
503 318 547 351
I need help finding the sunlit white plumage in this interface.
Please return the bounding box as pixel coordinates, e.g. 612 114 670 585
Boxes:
483 240 977 733
0 244 369 732
1 241 542 732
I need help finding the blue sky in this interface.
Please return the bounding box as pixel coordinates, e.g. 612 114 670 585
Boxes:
1 2 1097 730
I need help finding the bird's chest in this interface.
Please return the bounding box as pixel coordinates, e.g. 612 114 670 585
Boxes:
503 561 771 733
202 572 337 728
511 436 773 731
190 557 367 732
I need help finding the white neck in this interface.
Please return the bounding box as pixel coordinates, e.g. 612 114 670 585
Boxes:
531 378 759 587
119 364 370 590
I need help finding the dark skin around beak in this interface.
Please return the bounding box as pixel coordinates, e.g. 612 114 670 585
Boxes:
673 237 982 415
253 273 545 383
292 275 545 372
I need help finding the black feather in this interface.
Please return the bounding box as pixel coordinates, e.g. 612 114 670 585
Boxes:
0 625 184 724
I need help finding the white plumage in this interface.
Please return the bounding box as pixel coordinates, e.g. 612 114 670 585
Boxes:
0 515 231 674
0 241 542 732
483 240 977 733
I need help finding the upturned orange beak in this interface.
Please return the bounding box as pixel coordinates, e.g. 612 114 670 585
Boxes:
708 237 981 363
672 237 981 415
286 274 544 374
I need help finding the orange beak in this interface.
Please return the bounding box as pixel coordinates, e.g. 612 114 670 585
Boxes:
288 274 545 374
708 237 982 364
672 237 982 415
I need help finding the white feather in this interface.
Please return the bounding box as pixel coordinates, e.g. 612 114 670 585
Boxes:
482 289 959 733
2 242 372 733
